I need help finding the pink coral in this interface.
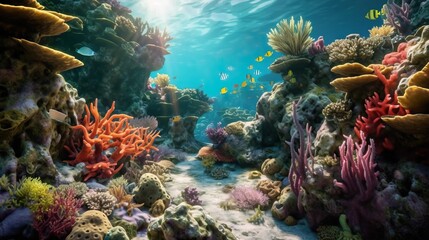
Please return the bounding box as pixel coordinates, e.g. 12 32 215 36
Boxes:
230 186 269 210
382 42 408 66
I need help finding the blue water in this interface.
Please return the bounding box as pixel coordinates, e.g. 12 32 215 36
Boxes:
123 0 385 96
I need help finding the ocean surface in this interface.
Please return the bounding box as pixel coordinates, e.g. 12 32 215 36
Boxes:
124 0 385 97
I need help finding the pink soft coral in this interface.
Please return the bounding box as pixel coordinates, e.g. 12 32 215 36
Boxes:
382 42 409 66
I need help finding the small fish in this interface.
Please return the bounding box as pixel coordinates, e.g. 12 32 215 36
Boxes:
76 46 95 56
246 74 251 80
227 66 234 71
219 72 229 81
264 50 273 57
259 84 264 89
233 83 239 88
255 56 264 62
254 69 261 76
248 65 254 70
171 115 182 123
365 9 383 20
220 87 228 94
241 81 248 88
250 77 256 83
232 90 238 94
290 77 297 84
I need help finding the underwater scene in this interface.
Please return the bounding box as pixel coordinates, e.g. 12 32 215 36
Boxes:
1 0 429 239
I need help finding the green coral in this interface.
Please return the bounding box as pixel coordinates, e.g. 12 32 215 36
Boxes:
338 214 362 240
111 219 137 239
13 177 54 212
108 176 129 189
0 174 9 191
57 182 89 197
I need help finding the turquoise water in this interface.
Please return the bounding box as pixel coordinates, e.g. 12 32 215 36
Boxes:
125 0 385 97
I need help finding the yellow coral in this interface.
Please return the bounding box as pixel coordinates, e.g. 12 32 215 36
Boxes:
13 177 54 212
153 73 170 88
369 25 394 37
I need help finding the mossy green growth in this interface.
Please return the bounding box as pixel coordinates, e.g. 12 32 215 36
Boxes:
111 219 137 239
0 174 9 191
13 177 54 212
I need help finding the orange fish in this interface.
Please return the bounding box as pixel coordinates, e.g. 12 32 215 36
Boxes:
241 81 248 88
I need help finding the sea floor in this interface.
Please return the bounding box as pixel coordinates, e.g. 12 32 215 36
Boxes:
142 155 317 240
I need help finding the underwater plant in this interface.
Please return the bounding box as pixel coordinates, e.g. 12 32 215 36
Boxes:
267 16 314 56
230 186 269 210
33 189 83 240
12 177 54 212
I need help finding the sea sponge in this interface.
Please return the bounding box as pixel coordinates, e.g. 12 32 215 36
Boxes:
13 177 54 212
261 158 283 176
256 179 282 201
66 210 112 240
133 173 171 208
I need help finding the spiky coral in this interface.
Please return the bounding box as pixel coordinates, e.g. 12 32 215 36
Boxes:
267 16 314 56
205 122 228 146
152 73 170 88
230 186 269 210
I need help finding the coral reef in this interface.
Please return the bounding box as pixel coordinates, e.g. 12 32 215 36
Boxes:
181 186 202 206
66 210 112 240
133 173 170 216
230 186 269 210
326 35 384 64
147 202 237 240
82 189 116 216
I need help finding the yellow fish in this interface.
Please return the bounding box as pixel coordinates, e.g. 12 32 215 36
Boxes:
241 81 248 88
287 70 293 77
259 84 264 89
248 65 253 70
220 87 228 94
264 50 273 57
250 77 256 83
172 115 181 123
255 56 264 62
246 73 251 79
365 9 383 20
232 90 238 94
290 77 297 84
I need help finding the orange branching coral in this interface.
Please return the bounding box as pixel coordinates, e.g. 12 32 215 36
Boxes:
64 99 160 181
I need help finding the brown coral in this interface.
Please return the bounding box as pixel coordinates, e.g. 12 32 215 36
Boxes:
261 158 283 176
257 179 282 200
66 210 112 240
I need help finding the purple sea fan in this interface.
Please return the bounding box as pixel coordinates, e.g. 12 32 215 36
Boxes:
181 186 202 206
385 0 411 35
205 122 228 147
230 186 269 210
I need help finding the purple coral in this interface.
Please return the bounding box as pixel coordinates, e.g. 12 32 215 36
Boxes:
333 133 385 238
230 186 269 210
386 0 411 35
205 122 228 147
308 36 326 56
181 186 202 206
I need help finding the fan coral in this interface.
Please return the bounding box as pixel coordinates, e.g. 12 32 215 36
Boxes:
205 122 228 146
12 177 54 212
181 186 202 206
129 116 158 131
33 189 83 240
230 186 269 210
82 190 117 216
368 25 395 37
267 16 314 56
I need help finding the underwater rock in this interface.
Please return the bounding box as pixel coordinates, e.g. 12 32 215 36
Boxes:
407 25 429 67
147 202 237 240
104 226 129 240
169 116 205 153
0 207 33 239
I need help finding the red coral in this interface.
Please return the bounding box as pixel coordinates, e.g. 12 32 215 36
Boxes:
382 42 408 66
64 99 160 181
354 67 408 152
33 189 83 240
